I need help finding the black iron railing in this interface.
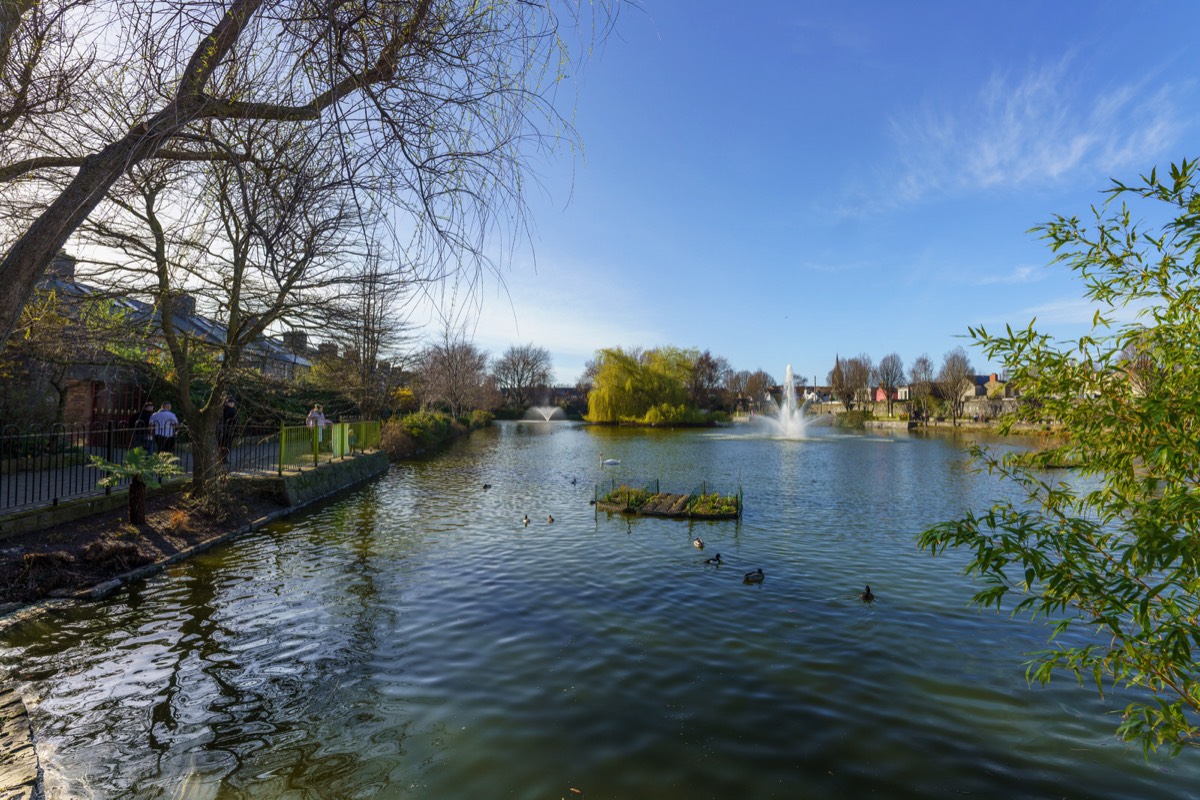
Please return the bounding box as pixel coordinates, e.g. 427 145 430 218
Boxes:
0 420 382 512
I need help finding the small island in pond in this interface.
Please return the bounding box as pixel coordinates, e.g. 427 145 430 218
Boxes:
596 484 742 519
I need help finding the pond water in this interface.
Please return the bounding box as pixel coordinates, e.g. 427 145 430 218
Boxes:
2 422 1197 799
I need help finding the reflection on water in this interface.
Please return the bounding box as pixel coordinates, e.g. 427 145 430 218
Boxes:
2 422 1196 799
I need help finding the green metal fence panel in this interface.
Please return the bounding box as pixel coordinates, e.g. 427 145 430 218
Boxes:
279 424 318 471
276 420 382 472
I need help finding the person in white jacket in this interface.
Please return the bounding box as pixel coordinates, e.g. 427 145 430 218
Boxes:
306 403 328 443
149 401 179 454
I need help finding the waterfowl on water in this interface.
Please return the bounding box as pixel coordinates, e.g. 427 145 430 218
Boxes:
523 514 530 526
861 585 875 603
744 568 765 584
705 553 722 565
693 537 704 549
601 456 620 466
482 483 492 490
547 515 555 524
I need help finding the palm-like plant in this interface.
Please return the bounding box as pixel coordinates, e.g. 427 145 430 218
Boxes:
89 448 182 524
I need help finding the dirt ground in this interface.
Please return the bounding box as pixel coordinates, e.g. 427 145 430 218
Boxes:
0 488 286 606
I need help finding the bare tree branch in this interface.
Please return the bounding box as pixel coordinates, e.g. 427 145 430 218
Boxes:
0 0 614 354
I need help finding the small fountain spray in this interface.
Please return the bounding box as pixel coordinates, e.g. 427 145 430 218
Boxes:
525 406 565 422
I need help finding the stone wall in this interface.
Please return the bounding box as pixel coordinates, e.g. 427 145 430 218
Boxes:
230 451 391 508
0 690 41 800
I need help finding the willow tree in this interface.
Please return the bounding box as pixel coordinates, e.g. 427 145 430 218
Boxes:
586 347 644 423
0 0 618 352
586 346 695 424
919 159 1200 755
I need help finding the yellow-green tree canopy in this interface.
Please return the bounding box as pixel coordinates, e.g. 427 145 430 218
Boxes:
586 346 697 423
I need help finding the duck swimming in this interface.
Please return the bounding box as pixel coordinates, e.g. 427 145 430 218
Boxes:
861 585 875 603
547 514 554 524
704 553 722 565
523 514 530 526
744 568 765 584
693 537 704 549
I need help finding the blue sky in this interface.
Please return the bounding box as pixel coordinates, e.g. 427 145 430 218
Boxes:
417 1 1200 386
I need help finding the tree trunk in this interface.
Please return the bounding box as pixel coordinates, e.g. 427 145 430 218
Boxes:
129 476 147 524
0 125 178 351
188 411 221 496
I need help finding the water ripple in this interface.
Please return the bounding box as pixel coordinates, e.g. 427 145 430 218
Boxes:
1 424 1195 799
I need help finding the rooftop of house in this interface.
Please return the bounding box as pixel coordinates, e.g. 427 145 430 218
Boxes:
39 252 311 369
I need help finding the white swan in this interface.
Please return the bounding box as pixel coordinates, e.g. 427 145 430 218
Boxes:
601 456 620 466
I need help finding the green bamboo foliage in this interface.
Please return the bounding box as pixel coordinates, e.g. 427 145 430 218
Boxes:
918 158 1200 756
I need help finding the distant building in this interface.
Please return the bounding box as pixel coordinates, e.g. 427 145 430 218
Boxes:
20 251 313 427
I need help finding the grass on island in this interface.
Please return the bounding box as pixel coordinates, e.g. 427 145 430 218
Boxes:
596 484 741 519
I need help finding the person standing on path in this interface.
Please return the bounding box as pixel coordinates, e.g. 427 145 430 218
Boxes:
306 403 328 444
218 397 238 464
150 401 179 454
132 402 155 453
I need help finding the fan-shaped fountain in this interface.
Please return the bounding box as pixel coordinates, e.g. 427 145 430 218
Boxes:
525 406 566 422
753 364 808 438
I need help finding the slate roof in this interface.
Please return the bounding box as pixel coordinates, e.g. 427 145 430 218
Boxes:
37 273 311 370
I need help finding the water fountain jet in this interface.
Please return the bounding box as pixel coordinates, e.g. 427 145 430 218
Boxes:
752 364 809 438
525 406 566 422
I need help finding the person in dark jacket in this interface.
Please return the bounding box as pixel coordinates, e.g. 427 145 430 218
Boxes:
132 402 155 453
218 397 238 464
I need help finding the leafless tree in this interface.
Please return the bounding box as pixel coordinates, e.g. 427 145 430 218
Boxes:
877 352 904 417
0 0 90 137
937 346 975 426
322 250 418 419
836 354 871 411
744 369 775 412
908 353 934 421
0 0 618 353
576 356 598 397
723 369 750 410
827 356 851 411
417 328 491 418
74 119 369 491
492 343 553 408
686 350 730 410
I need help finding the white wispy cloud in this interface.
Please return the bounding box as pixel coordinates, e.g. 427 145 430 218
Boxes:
977 264 1045 285
887 56 1182 203
988 295 1149 328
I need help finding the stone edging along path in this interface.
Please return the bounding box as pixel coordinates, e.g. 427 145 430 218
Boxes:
0 451 391 799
